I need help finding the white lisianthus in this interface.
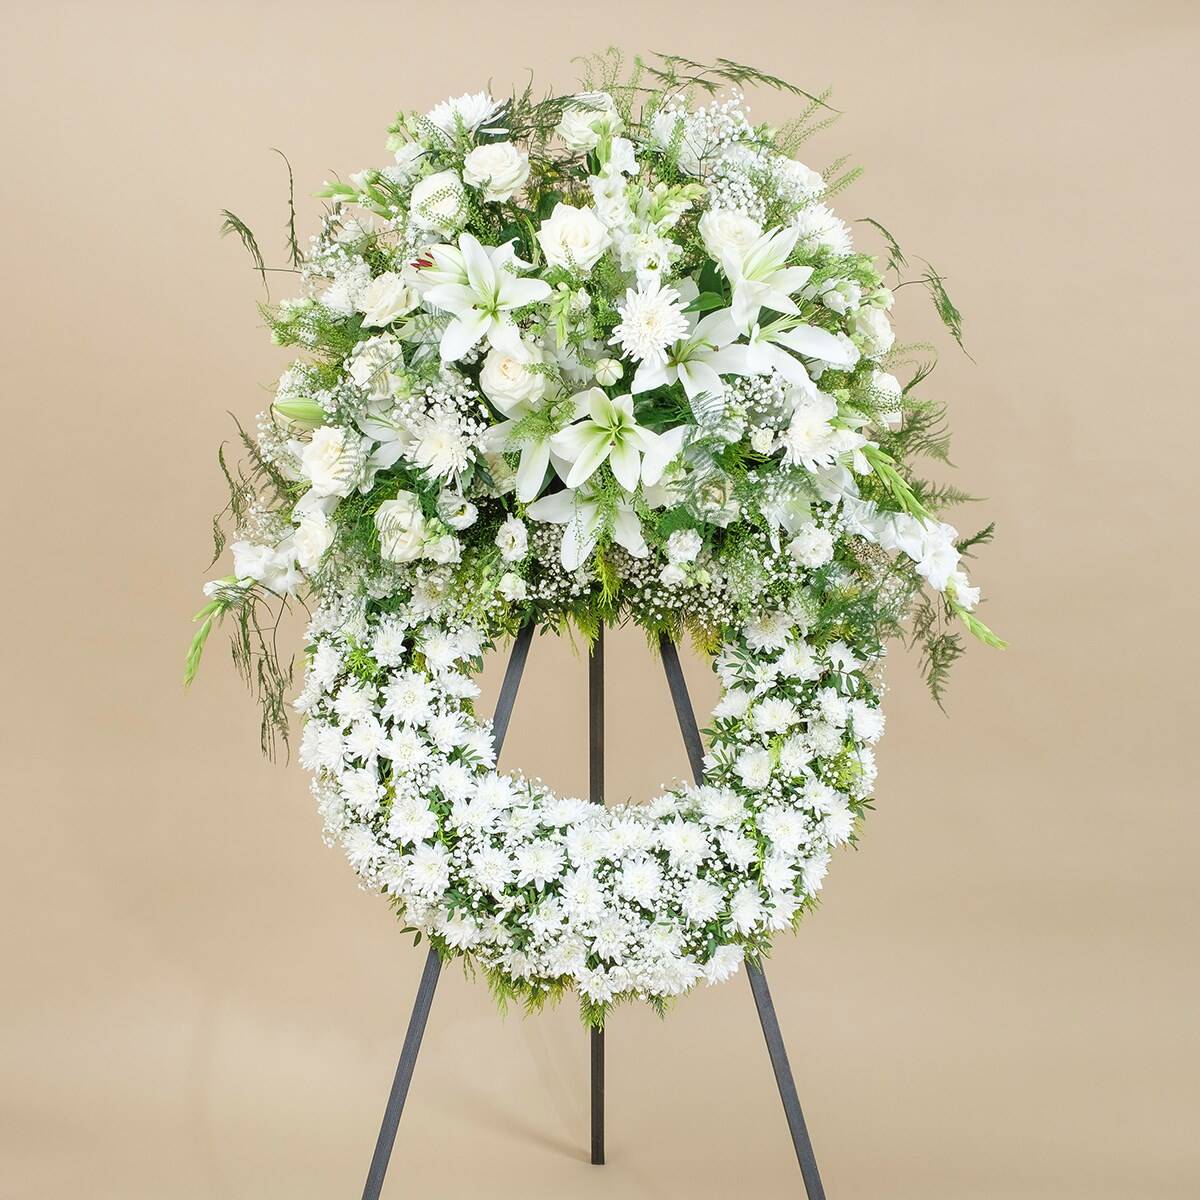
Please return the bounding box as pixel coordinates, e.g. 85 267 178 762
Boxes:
498 571 528 602
436 491 477 531
462 141 530 202
495 514 529 562
423 533 461 564
389 140 426 180
479 342 546 412
606 136 639 176
357 272 418 328
787 522 835 568
854 305 895 356
301 426 362 497
819 278 862 315
666 529 702 564
659 563 688 587
536 202 611 274
409 170 467 235
699 208 763 264
556 94 623 152
375 492 427 562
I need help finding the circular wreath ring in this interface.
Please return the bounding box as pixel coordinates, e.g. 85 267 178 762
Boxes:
299 598 884 1023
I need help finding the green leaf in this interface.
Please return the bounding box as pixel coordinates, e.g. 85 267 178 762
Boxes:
858 217 907 275
272 148 302 268
218 209 266 291
683 291 726 313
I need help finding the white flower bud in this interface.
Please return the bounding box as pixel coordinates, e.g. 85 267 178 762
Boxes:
594 357 623 385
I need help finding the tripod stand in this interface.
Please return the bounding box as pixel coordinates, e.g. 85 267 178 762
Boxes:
359 624 828 1199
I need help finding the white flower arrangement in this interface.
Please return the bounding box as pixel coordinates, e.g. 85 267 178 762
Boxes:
189 51 1004 1026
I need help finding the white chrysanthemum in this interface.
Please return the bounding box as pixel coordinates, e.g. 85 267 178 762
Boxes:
424 91 502 137
609 279 690 365
792 202 853 255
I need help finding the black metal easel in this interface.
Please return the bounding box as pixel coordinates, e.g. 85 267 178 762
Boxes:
360 624 827 1199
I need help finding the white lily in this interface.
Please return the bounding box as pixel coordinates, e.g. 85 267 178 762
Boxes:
418 232 552 362
630 304 757 402
741 317 861 392
485 411 553 504
717 224 814 332
526 484 648 571
549 389 664 492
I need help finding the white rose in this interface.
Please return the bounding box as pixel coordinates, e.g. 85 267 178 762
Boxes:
292 514 335 570
423 533 461 564
436 491 478 531
495 515 529 563
357 272 418 328
666 529 702 564
536 202 611 274
787 522 835 568
409 170 466 234
301 426 361 498
854 306 895 357
556 95 622 152
498 571 528 602
348 336 403 400
462 141 530 202
749 427 775 455
479 342 546 413
698 208 763 264
375 492 427 562
594 357 623 385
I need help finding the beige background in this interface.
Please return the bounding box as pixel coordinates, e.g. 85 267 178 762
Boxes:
3 1 1197 1196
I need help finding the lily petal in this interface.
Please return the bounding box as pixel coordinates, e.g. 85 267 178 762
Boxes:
515 439 551 502
440 310 489 362
611 505 648 558
641 425 687 486
632 360 672 394
563 428 613 488
608 440 641 492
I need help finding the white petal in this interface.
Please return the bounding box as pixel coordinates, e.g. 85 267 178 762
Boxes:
608 440 641 491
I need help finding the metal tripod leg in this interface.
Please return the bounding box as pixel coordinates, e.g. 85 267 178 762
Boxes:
360 623 535 1200
588 628 605 1165
659 636 828 1200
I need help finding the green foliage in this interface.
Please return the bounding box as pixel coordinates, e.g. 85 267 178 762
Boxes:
219 209 266 292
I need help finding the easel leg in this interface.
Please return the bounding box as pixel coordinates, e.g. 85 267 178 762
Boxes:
588 628 606 1166
360 947 441 1200
359 624 535 1199
659 636 828 1200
